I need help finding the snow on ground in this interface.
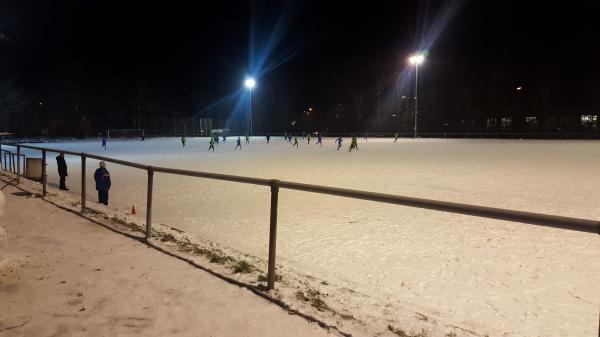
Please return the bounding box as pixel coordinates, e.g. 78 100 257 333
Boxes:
0 184 335 337
7 137 600 336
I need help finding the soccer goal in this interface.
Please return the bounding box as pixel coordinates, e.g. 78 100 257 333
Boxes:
211 129 230 137
106 129 145 139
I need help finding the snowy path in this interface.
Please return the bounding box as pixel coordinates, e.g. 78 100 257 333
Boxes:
8 137 600 337
0 184 335 337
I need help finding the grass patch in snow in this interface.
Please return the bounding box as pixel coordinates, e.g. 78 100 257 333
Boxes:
296 288 330 312
190 244 232 265
387 325 429 337
160 233 177 243
256 273 283 283
109 216 143 233
84 207 102 216
233 260 253 274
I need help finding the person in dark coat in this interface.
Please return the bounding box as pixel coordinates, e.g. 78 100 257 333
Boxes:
335 137 343 150
56 152 69 190
94 161 111 205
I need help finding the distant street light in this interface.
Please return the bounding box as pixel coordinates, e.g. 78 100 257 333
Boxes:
244 77 256 136
409 54 425 138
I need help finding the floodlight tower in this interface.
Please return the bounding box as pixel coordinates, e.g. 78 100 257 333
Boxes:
409 54 425 138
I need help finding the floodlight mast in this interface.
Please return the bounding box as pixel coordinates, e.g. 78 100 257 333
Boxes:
244 78 256 136
409 54 424 138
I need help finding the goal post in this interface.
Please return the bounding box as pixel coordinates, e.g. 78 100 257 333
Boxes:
106 129 145 139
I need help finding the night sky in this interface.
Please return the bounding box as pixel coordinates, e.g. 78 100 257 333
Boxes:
1 0 599 134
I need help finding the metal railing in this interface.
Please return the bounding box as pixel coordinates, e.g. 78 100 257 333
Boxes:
1 142 598 292
0 148 26 176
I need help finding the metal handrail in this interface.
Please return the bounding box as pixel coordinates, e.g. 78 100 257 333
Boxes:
277 180 599 234
86 153 150 170
2 141 598 292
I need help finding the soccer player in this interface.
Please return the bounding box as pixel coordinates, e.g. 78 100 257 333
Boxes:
101 136 107 150
316 133 323 147
307 134 311 144
245 134 250 144
335 137 343 150
349 135 358 152
214 135 220 146
394 132 399 143
266 135 271 144
235 137 242 150
364 132 368 141
181 135 186 147
208 138 215 152
293 136 299 148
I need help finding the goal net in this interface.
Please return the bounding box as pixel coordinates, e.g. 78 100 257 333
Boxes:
211 129 230 137
106 129 145 139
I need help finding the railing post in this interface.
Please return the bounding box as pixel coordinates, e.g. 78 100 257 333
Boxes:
81 154 86 214
16 145 20 178
42 149 47 197
267 179 279 290
145 167 154 241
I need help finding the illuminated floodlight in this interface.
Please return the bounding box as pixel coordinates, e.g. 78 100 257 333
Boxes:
409 54 425 65
244 78 256 89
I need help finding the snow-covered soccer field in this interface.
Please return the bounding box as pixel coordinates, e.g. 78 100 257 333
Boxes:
12 137 600 336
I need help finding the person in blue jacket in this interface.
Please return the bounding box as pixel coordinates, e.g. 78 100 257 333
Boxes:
94 161 111 205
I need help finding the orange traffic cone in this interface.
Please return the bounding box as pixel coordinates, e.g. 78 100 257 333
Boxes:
131 205 136 215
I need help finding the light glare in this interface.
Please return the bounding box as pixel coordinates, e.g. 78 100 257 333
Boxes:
409 54 425 65
244 78 256 89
